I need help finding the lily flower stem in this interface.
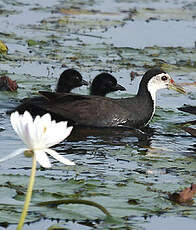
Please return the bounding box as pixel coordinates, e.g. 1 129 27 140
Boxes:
17 154 37 230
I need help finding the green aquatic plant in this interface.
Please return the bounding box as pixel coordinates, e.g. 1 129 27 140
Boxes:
0 111 75 229
0 111 111 229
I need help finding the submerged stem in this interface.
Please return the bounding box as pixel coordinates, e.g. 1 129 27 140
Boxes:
17 154 37 230
38 199 111 216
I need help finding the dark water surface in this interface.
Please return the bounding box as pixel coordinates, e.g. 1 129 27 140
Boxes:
0 0 196 229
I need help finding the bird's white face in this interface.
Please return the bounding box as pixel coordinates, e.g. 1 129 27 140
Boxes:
147 72 186 102
147 73 172 101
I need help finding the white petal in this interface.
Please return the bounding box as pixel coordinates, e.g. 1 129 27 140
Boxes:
25 118 44 149
10 111 33 148
20 111 34 140
23 112 40 147
21 123 33 149
32 115 48 148
44 124 73 148
34 150 51 168
22 111 33 125
45 148 75 165
10 112 26 143
10 111 20 134
33 115 42 141
40 113 51 127
0 148 27 163
32 113 53 148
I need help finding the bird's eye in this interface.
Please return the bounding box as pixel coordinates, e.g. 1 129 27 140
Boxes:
161 75 168 81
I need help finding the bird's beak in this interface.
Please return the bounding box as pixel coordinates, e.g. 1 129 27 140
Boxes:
81 79 89 86
115 83 126 91
168 79 186 94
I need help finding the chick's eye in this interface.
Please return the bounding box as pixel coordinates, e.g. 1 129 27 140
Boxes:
161 75 168 81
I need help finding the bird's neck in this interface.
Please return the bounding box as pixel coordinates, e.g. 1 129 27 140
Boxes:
137 84 157 105
135 84 157 127
56 85 70 93
90 88 106 96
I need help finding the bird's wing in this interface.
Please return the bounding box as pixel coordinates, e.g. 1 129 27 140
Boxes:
39 91 90 102
36 95 130 127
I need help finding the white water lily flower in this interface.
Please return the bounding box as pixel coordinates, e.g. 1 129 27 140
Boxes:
0 111 75 168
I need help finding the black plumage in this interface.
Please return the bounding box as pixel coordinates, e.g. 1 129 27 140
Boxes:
56 69 88 93
8 70 126 116
30 67 185 129
90 73 125 96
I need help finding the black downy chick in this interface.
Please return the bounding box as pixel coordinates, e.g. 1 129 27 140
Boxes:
90 73 125 96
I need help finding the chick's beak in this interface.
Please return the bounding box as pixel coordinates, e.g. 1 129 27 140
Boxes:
168 78 186 94
81 79 89 86
115 83 126 91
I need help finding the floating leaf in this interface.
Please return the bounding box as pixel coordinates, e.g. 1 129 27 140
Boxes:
47 225 68 230
27 39 47 46
59 8 119 16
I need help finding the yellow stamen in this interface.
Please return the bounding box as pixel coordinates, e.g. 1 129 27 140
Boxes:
43 127 47 133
